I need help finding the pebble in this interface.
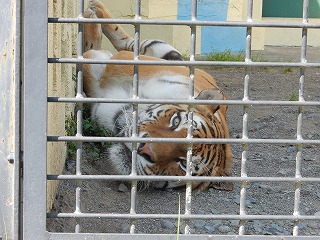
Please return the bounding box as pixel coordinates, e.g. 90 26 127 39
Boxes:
229 220 239 226
307 133 314 139
194 220 206 228
232 133 241 139
211 208 221 214
234 195 257 205
277 169 290 175
218 225 231 233
118 183 129 193
303 155 313 161
264 223 283 235
212 220 222 226
247 198 257 205
160 220 175 230
314 211 320 216
298 222 306 230
307 113 319 119
253 220 263 233
287 146 296 153
257 183 273 192
204 224 215 233
120 224 131 233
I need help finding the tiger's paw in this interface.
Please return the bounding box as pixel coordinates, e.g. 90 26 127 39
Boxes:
88 0 112 19
211 182 234 191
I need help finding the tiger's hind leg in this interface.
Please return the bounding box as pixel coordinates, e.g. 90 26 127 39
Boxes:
87 0 183 60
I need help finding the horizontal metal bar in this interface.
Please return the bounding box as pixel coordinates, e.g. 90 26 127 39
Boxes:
47 212 320 221
47 174 320 183
48 17 320 29
47 233 320 240
48 58 320 67
47 136 320 145
47 97 320 107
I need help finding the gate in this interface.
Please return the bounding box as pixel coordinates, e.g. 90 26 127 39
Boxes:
1 0 320 239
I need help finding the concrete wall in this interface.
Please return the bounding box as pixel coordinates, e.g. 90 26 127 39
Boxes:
263 18 320 47
47 0 77 211
260 0 320 47
0 1 20 238
228 0 264 51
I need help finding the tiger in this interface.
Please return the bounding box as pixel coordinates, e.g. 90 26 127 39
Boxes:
82 0 233 191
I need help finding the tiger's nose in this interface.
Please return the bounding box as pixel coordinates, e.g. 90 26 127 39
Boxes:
138 142 155 163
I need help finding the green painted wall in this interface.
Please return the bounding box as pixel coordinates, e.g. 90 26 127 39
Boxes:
262 0 320 18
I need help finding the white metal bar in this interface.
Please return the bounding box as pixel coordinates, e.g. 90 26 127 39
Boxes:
184 0 198 235
48 97 320 107
47 175 320 183
128 0 142 234
46 212 320 221
48 58 320 67
74 0 85 233
239 0 253 234
48 233 320 240
48 17 320 29
47 135 320 145
23 0 48 239
293 0 310 236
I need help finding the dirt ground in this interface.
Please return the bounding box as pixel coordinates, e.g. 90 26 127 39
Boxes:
47 46 320 236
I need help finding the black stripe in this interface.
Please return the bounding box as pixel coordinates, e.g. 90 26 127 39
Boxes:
140 40 164 55
200 122 207 135
159 79 188 85
162 50 183 61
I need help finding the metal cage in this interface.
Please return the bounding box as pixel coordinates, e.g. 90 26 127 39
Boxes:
19 0 320 239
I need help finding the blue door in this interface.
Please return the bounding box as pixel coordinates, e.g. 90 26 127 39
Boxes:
178 0 246 54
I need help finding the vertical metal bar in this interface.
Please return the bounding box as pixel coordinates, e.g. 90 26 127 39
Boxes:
14 0 22 237
183 0 197 235
293 0 309 236
129 0 141 234
239 0 253 235
75 0 85 233
23 0 48 239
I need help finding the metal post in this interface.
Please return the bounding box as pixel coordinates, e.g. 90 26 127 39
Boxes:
23 0 48 239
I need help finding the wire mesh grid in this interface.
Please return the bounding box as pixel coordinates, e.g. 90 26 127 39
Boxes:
42 0 320 238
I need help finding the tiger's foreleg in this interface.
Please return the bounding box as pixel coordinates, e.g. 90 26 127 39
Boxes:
87 0 134 52
87 0 183 60
83 8 103 52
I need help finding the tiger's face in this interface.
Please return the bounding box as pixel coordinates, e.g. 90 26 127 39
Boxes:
134 102 230 189
107 89 232 190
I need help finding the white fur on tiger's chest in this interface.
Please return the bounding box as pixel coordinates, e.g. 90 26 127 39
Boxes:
139 74 190 99
92 74 191 133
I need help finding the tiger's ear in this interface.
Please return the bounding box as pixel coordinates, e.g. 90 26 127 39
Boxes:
195 89 225 113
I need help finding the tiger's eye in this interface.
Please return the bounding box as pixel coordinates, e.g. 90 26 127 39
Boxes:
170 113 181 130
173 116 180 126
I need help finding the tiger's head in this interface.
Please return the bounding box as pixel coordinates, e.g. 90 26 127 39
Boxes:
108 89 233 191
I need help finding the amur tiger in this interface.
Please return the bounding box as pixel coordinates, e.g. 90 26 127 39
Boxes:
82 0 233 191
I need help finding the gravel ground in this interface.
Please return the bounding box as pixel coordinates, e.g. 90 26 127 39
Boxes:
47 47 320 236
